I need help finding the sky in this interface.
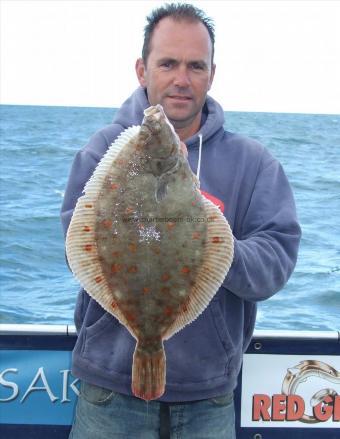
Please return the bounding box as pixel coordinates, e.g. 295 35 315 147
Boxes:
1 0 340 114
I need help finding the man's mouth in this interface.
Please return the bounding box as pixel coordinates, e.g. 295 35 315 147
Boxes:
167 95 192 101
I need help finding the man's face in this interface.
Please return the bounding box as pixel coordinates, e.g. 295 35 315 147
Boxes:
136 17 215 139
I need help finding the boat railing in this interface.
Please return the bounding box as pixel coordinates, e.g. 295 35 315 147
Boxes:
1 324 339 439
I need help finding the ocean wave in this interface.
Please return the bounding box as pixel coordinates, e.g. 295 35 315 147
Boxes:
1 105 339 330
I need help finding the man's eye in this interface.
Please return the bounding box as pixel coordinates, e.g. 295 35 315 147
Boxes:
191 63 204 71
160 62 173 69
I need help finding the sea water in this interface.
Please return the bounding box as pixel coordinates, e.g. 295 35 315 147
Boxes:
0 105 339 331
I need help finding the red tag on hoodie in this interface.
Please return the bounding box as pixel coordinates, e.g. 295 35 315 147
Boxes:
200 190 225 213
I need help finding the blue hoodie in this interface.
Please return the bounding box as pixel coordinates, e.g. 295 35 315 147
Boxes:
61 87 301 402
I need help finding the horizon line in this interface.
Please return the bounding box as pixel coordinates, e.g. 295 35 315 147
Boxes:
1 102 339 117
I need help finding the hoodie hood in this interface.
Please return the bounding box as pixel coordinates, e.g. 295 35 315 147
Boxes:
113 87 226 147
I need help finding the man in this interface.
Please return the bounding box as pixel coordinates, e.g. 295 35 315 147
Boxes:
61 3 301 438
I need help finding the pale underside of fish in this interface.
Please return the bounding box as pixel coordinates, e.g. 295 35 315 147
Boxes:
66 105 234 401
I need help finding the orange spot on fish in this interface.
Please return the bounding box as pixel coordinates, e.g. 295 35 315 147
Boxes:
101 219 112 229
95 276 103 283
143 287 150 295
164 306 173 317
128 243 137 253
127 265 138 273
111 264 122 274
192 231 201 240
161 286 170 295
111 300 117 309
166 222 176 231
84 244 93 252
110 183 119 190
84 204 93 208
182 303 188 312
212 236 223 244
161 273 170 282
83 226 91 232
126 312 136 322
181 266 191 275
125 206 134 215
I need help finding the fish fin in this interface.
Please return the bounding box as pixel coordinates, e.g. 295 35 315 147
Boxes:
66 197 133 330
83 125 140 195
163 197 234 340
65 126 141 333
131 343 166 401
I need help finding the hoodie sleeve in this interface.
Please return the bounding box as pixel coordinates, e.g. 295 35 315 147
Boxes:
223 157 301 302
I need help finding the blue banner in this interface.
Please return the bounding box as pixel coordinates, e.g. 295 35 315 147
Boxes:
0 350 78 425
1 328 339 438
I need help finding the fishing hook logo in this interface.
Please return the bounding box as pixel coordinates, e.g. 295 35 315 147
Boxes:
282 360 340 423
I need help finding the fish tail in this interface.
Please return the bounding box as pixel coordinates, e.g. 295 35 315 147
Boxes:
132 343 166 401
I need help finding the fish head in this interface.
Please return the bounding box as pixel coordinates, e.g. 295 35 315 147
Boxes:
140 105 181 160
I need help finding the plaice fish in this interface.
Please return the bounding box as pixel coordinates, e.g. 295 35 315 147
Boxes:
66 104 234 401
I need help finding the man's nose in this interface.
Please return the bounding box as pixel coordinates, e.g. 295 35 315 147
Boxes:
173 66 190 87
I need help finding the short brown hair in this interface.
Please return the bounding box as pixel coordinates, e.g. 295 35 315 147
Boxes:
142 3 215 64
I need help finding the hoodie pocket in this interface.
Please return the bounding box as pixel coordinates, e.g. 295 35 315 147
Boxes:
83 311 113 344
165 299 236 384
209 297 236 358
81 307 136 375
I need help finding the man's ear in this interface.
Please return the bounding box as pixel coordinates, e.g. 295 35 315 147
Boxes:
135 58 147 88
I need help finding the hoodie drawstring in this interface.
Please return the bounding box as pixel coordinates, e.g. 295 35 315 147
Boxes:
196 133 203 181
